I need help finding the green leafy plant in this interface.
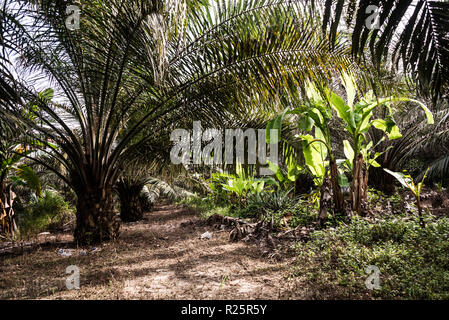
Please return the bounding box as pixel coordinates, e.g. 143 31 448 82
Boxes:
247 188 294 214
294 214 449 299
329 71 433 215
267 144 304 191
384 168 429 227
267 81 345 214
19 190 75 237
209 163 275 207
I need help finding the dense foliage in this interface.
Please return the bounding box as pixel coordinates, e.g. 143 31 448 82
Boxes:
294 213 449 299
0 0 448 300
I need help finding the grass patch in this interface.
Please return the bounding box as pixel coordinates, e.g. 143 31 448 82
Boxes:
177 196 235 219
293 214 449 299
179 192 319 228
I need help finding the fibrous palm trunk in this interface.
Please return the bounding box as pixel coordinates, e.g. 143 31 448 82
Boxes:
369 165 395 195
119 189 144 222
116 179 145 223
0 180 5 232
351 153 369 215
0 183 17 237
73 178 120 245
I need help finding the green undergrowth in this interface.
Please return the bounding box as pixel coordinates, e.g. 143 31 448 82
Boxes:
177 196 235 219
179 192 319 228
292 214 449 299
17 190 75 238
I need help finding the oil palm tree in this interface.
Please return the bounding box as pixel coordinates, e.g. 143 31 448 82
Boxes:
414 103 449 183
366 97 448 193
0 0 356 244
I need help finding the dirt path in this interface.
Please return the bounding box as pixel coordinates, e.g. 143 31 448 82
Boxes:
0 204 309 299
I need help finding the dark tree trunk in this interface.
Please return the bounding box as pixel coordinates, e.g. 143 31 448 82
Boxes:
116 180 145 222
369 165 395 195
417 197 425 227
318 172 332 226
351 153 369 215
330 158 344 213
74 186 120 245
119 190 144 222
0 180 5 233
140 194 154 212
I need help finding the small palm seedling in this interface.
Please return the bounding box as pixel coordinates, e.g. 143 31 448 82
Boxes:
384 168 430 227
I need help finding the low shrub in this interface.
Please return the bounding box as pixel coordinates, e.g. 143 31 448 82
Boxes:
178 195 234 219
293 214 449 299
17 190 75 237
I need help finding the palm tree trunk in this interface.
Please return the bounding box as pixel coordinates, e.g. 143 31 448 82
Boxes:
115 179 146 222
0 198 7 234
74 185 120 245
119 189 144 222
0 185 18 236
0 179 5 233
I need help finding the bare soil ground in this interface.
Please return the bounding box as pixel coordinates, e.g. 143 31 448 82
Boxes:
0 204 310 300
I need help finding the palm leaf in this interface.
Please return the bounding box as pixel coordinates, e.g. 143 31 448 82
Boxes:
15 165 43 197
320 0 449 99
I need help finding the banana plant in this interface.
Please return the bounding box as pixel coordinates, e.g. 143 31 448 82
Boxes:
384 168 429 227
331 71 434 215
1 130 42 236
0 88 50 235
342 140 383 171
267 81 344 213
339 138 391 188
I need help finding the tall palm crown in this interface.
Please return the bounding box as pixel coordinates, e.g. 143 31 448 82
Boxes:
0 0 355 244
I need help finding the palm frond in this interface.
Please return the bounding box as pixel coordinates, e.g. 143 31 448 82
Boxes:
320 0 449 99
418 155 449 182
